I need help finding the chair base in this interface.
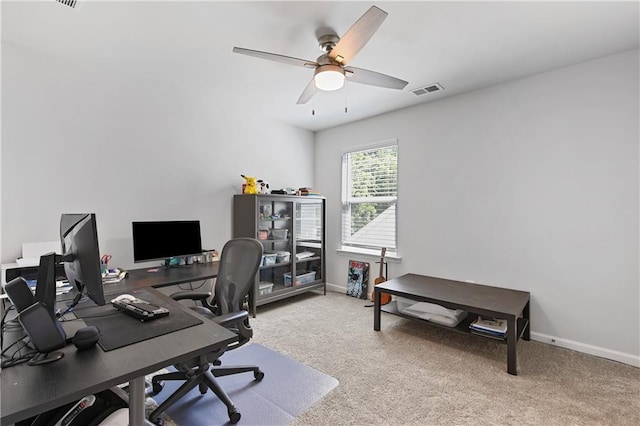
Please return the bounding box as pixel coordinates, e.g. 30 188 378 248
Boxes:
148 364 264 425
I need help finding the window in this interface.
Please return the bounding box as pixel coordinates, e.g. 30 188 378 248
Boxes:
341 141 397 254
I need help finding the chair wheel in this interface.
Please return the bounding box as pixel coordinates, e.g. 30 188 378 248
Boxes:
152 381 164 394
254 370 265 381
229 409 241 424
152 417 164 426
199 382 208 394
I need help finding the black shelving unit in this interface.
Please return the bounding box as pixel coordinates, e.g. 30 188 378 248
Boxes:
233 194 326 316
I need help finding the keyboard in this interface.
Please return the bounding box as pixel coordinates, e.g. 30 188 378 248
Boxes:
112 297 170 321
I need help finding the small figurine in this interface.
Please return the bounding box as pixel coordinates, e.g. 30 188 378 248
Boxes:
257 179 270 194
241 175 259 194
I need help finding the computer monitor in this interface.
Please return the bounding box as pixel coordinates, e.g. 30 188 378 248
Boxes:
132 220 203 264
60 213 105 306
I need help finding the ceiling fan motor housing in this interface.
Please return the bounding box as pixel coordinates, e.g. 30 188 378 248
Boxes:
318 34 340 52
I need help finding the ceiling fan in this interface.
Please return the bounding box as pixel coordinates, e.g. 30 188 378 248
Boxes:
232 5 408 105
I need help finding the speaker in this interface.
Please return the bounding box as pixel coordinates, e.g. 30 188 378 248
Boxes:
19 302 67 358
72 326 101 350
5 277 35 313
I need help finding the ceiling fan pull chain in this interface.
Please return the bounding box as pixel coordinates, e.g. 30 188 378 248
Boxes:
312 85 316 116
344 85 348 114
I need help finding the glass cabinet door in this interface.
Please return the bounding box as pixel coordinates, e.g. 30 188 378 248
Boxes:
294 200 324 285
257 199 293 295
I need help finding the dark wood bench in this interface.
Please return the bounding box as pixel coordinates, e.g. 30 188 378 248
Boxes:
373 273 530 375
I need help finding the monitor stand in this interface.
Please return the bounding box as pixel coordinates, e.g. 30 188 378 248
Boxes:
28 351 64 366
161 258 191 269
147 258 190 272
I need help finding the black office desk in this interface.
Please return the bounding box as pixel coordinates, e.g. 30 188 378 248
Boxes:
106 262 220 293
1 287 236 426
103 262 259 318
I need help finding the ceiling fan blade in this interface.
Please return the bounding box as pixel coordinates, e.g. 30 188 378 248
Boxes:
328 6 388 65
233 47 318 68
344 66 408 90
296 79 317 105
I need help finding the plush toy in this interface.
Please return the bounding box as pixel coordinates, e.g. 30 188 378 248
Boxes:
257 179 270 194
241 175 259 194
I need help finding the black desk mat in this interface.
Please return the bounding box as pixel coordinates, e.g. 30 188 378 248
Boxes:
71 289 203 351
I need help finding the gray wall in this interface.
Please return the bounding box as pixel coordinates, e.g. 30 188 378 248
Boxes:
2 39 638 366
1 43 315 270
315 50 639 365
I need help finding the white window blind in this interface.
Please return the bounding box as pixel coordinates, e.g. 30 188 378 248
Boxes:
341 142 397 253
296 203 323 241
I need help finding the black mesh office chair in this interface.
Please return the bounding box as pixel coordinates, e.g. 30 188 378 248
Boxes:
148 238 264 425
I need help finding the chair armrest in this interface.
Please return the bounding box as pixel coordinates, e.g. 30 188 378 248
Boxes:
170 291 211 301
212 311 249 328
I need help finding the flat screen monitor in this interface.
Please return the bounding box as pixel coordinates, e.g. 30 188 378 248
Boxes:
132 220 203 263
60 213 105 306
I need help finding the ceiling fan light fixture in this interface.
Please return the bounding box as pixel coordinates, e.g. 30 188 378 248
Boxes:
314 65 345 91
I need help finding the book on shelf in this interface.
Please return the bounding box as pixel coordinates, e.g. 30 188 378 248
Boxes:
469 316 507 336
295 251 315 260
470 330 506 341
297 187 320 196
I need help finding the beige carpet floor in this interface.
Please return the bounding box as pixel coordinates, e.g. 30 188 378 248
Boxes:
245 290 639 426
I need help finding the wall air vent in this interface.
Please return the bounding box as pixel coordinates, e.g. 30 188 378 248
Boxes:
410 83 444 96
55 0 78 8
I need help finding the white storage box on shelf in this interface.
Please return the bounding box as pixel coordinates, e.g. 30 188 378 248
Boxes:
261 253 277 266
270 229 288 239
396 297 468 327
283 271 316 287
276 251 290 263
259 281 274 295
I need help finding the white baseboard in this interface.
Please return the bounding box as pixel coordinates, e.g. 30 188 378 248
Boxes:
326 283 346 293
326 282 639 368
530 332 640 368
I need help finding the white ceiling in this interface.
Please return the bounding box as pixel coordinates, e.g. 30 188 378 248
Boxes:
2 1 639 132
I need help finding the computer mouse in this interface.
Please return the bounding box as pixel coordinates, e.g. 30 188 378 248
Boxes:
111 294 136 303
72 326 101 350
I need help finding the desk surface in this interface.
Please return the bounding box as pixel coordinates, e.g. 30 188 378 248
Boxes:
104 262 219 294
1 287 236 425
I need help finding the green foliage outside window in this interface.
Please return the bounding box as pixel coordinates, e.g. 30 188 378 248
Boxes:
348 146 397 234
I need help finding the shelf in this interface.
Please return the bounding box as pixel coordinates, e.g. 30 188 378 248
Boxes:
296 241 322 248
380 301 528 345
259 238 289 243
260 261 291 270
234 194 325 316
256 281 325 306
295 256 321 263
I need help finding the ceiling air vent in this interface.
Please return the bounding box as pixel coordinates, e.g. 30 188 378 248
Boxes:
410 83 444 96
55 0 78 8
